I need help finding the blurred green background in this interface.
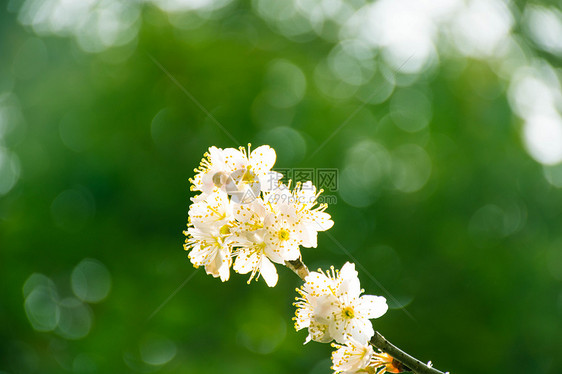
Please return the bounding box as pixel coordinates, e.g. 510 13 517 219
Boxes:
2 0 562 373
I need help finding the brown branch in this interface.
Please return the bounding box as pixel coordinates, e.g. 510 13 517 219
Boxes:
370 331 447 374
284 258 309 281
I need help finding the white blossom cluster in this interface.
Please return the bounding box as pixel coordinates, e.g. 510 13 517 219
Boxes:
184 145 334 287
331 339 402 374
294 262 390 373
184 144 398 374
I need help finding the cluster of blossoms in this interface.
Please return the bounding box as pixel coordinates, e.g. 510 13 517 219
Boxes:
294 262 394 373
331 339 403 374
185 145 397 374
184 145 333 287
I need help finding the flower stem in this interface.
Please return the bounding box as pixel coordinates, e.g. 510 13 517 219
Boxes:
370 332 447 374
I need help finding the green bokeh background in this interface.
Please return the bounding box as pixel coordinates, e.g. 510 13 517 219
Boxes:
2 1 562 373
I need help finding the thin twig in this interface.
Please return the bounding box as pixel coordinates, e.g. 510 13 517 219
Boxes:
370 332 447 374
285 258 309 281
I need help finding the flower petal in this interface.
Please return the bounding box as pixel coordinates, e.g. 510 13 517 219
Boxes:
302 271 333 297
337 262 361 299
233 249 257 275
358 295 388 319
207 146 225 166
331 338 374 373
260 256 278 287
340 262 357 278
309 211 334 231
313 294 339 320
250 145 276 174
259 172 283 192
346 317 374 345
222 147 246 171
299 226 317 248
205 247 231 282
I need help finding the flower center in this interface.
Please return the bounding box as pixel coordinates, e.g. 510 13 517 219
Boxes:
277 228 290 241
219 224 231 236
342 306 355 319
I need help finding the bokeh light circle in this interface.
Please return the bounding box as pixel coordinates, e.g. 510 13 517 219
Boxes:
71 258 112 304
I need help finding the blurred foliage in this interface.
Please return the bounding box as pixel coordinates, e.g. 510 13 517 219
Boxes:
1 0 562 373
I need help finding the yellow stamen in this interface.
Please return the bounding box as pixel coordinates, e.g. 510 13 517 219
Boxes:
342 306 355 319
219 224 231 236
277 228 290 241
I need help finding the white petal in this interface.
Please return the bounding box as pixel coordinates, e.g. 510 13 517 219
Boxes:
278 203 299 224
215 248 231 282
337 263 361 300
232 201 256 223
250 145 276 174
233 249 257 275
258 171 283 192
200 171 217 194
188 244 213 267
358 295 388 319
280 241 301 261
313 294 339 319
218 262 230 282
329 318 347 345
249 199 267 217
204 253 221 277
302 272 333 297
299 226 317 248
309 319 333 343
222 148 247 171
208 146 225 165
346 317 374 345
263 241 285 264
331 339 374 372
309 211 334 231
260 256 278 287
340 262 357 278
294 307 312 330
229 232 252 248
265 184 292 206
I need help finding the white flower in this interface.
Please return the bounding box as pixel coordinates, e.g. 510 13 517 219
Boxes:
189 146 231 197
331 338 375 374
185 145 335 287
265 181 334 248
263 204 302 262
332 339 405 374
294 262 388 344
184 225 232 282
232 228 278 287
289 181 334 247
184 191 236 282
229 198 301 287
188 190 233 229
